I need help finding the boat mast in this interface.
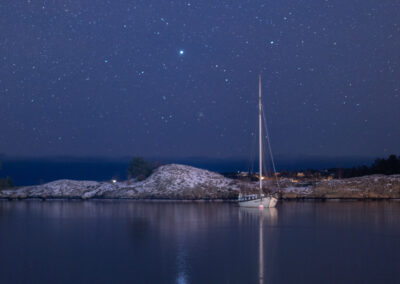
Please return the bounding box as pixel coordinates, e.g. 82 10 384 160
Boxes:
259 75 262 199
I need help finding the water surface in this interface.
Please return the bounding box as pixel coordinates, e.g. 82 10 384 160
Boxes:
1 200 400 283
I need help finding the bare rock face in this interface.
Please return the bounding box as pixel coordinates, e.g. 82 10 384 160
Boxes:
280 175 400 199
312 175 400 199
0 164 244 200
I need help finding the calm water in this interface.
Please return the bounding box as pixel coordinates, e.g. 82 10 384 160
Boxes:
1 200 400 284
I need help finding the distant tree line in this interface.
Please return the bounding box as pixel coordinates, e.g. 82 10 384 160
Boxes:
0 161 13 189
340 154 400 178
223 154 400 180
295 154 400 179
127 157 161 181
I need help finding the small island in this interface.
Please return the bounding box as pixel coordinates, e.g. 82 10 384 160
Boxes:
1 160 400 200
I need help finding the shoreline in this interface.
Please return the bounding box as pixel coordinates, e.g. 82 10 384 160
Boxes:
1 164 399 201
2 196 400 202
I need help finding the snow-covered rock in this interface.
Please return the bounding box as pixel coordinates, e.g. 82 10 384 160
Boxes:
2 164 399 200
0 164 248 200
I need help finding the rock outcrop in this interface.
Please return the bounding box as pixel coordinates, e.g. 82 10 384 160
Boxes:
279 174 400 199
1 164 400 200
0 164 251 200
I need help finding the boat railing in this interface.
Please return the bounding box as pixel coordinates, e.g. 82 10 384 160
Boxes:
238 194 261 201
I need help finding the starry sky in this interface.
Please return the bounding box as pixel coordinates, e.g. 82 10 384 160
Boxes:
0 0 399 159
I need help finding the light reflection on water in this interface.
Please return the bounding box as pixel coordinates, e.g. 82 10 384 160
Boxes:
1 200 400 283
239 207 278 284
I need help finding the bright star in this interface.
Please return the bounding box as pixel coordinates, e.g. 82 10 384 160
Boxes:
179 50 184 55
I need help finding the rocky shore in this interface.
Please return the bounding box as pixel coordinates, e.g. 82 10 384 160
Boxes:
0 164 248 200
1 164 399 200
280 174 400 199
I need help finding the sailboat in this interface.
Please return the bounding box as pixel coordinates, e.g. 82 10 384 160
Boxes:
238 75 278 209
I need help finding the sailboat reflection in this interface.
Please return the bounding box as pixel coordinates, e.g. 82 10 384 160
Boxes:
239 207 278 284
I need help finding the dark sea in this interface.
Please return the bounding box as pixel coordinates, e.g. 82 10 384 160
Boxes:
1 200 400 284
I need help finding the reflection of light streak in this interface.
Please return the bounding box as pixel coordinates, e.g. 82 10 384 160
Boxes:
259 211 264 284
176 239 188 284
176 246 186 283
239 207 278 283
268 208 278 225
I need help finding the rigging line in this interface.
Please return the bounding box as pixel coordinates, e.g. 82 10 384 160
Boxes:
248 126 257 175
262 105 281 189
262 139 269 175
262 138 273 188
261 142 270 190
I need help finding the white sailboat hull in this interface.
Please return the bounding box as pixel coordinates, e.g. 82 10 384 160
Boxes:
238 196 278 208
268 196 278 208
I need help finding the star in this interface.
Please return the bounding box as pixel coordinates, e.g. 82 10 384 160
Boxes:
178 50 184 55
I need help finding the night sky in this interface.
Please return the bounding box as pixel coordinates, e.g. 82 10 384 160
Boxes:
0 0 399 159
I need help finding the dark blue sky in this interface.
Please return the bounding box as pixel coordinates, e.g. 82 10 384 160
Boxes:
0 0 399 158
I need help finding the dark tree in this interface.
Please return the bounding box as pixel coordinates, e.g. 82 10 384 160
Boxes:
0 161 13 189
371 155 400 175
284 154 400 180
387 154 400 174
0 177 13 189
127 157 157 181
358 165 369 176
371 158 385 173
